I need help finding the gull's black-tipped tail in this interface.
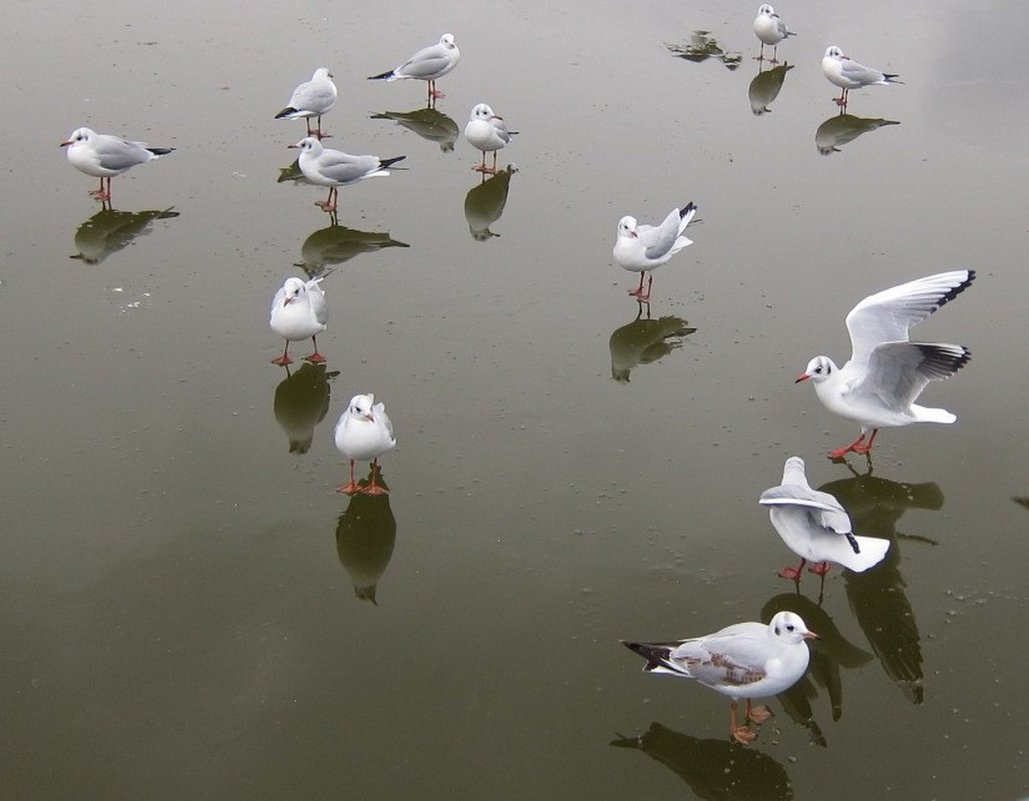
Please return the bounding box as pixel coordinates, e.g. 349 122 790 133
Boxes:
368 70 394 81
275 107 298 119
679 201 697 220
621 640 673 672
147 147 175 156
379 156 407 170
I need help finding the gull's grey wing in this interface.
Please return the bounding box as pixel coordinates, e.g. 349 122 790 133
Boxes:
760 485 852 534
844 270 975 372
839 59 885 85
396 45 449 79
637 209 680 260
318 151 383 184
93 136 153 170
858 341 970 410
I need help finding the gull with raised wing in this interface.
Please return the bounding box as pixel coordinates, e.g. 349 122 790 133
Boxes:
822 45 901 108
622 611 818 745
269 276 328 366
464 103 517 175
796 270 975 458
61 127 175 203
335 394 396 495
760 456 890 580
275 67 338 139
289 137 405 214
613 203 698 301
753 4 794 63
368 33 461 102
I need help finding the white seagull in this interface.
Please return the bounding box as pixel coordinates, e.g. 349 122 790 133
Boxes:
269 276 328 366
753 4 794 63
821 45 901 108
289 137 405 214
334 394 396 496
796 270 975 458
759 456 890 580
464 103 517 175
613 203 698 301
61 127 174 203
622 611 818 745
275 67 338 139
368 33 461 102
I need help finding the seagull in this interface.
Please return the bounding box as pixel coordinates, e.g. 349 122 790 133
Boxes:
612 203 698 301
759 456 890 579
334 394 396 496
464 103 517 175
753 4 794 63
796 270 975 458
60 127 174 203
622 611 818 745
368 33 461 102
269 276 328 366
275 67 338 139
289 137 405 214
821 45 901 108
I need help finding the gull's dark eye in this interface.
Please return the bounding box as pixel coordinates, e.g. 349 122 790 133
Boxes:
786 624 795 632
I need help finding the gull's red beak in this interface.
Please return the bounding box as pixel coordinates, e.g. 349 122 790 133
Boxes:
803 630 819 640
60 140 72 148
794 373 810 383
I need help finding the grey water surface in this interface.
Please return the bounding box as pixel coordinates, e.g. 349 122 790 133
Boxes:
2 1 1027 799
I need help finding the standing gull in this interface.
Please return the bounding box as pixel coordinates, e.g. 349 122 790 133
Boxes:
821 45 901 108
612 203 698 301
289 137 405 214
334 394 396 496
275 67 338 139
796 270 975 458
753 4 794 63
464 103 516 175
622 611 818 745
269 276 328 366
61 127 174 203
759 456 890 579
368 33 461 102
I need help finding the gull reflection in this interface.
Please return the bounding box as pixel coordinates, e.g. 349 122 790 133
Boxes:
272 362 339 454
1013 496 1029 511
667 32 743 70
296 223 409 277
820 467 943 703
816 113 900 155
749 63 793 115
611 722 792 800
277 157 306 185
610 301 696 383
761 592 874 743
335 464 397 604
70 207 180 264
464 166 516 240
370 107 460 152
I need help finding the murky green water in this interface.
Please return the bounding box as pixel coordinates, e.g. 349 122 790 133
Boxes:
3 1 1027 799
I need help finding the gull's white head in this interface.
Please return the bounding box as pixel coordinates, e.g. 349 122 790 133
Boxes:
348 393 377 421
824 45 845 60
768 611 818 644
60 127 96 148
280 277 307 305
440 33 457 49
313 67 334 80
758 4 775 16
796 355 836 384
471 103 496 121
616 216 638 239
290 137 323 155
